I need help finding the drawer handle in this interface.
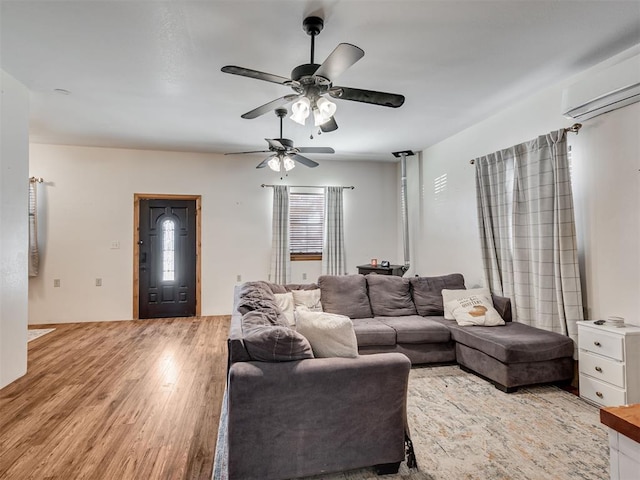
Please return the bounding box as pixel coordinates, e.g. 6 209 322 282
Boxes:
596 391 604 398
593 341 601 347
595 366 603 373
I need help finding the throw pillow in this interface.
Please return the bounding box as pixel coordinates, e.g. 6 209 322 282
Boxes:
445 295 505 327
318 275 373 319
291 289 323 312
366 274 417 316
295 309 358 358
442 287 491 320
410 274 466 316
274 292 296 327
241 311 314 362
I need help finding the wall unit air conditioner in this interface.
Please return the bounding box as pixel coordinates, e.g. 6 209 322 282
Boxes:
562 54 640 121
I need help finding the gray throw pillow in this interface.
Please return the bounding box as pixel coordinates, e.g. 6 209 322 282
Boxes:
318 274 373 319
367 274 417 316
410 274 465 316
241 311 314 362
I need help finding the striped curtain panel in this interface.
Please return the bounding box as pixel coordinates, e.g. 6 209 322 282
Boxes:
322 186 346 275
28 180 40 277
270 185 290 284
475 130 583 346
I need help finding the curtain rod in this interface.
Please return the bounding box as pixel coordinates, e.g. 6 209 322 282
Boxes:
29 177 44 183
261 184 355 189
469 123 582 165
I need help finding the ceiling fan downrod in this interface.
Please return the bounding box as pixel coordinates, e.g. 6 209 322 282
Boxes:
303 16 324 65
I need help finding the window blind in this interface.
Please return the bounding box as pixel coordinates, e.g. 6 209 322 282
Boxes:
289 192 324 254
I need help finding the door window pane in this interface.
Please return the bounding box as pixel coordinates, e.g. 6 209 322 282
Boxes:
162 219 175 281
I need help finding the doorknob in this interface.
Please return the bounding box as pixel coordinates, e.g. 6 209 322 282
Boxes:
138 240 144 245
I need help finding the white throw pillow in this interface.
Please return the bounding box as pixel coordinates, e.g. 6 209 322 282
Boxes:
292 289 322 312
295 309 358 358
442 288 491 320
445 295 505 327
274 292 295 327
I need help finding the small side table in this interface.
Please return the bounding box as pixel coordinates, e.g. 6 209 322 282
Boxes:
356 264 406 277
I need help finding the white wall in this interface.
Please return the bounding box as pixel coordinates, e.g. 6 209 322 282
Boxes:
0 70 29 388
412 46 640 325
28 144 398 324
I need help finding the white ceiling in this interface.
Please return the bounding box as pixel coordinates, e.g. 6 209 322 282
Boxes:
2 1 639 162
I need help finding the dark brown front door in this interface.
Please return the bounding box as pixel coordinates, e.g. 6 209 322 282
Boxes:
138 199 197 319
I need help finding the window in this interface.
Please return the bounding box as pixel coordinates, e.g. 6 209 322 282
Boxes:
289 192 324 261
161 218 176 281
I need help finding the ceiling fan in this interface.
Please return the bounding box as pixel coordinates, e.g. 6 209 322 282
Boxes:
224 108 335 171
221 15 404 132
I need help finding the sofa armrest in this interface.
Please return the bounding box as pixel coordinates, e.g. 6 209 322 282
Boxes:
492 294 512 322
227 353 411 480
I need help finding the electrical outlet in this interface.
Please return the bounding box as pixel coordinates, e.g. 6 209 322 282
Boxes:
53 279 61 287
302 273 307 280
110 241 120 249
95 278 102 287
236 274 242 282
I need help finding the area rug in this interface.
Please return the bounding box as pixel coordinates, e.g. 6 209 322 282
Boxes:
27 328 55 342
213 365 609 480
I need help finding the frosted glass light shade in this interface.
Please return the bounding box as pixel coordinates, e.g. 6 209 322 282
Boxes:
315 97 337 125
268 157 281 172
283 156 295 171
290 97 311 125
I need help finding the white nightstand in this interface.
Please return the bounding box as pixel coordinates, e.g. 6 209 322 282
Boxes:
577 321 640 407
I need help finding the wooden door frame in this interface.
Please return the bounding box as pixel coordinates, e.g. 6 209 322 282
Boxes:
133 194 202 319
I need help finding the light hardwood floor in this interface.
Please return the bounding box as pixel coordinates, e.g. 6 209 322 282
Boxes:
0 316 230 480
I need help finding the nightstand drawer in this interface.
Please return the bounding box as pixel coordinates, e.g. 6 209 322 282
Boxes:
579 351 625 388
579 328 624 360
580 375 626 406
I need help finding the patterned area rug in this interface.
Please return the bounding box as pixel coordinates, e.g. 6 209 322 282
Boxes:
213 365 608 480
27 328 55 342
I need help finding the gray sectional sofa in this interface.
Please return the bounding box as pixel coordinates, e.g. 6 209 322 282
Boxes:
226 273 575 479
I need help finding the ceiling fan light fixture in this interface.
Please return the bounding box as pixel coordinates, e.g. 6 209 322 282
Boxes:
268 157 281 172
290 97 311 125
283 155 296 171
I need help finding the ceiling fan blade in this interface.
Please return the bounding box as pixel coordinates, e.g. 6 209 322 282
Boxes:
225 149 271 155
241 94 301 119
221 65 291 85
256 154 276 169
314 43 364 82
329 86 405 108
290 154 319 168
296 146 335 154
320 116 338 133
265 138 285 150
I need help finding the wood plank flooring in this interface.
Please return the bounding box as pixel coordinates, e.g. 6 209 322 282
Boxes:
0 316 230 480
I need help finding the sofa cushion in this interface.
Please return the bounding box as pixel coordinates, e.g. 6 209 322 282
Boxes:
295 309 358 358
274 292 295 327
241 311 314 362
447 321 574 363
410 274 465 316
376 316 451 344
446 295 505 327
366 275 417 317
351 318 397 346
292 288 323 312
318 275 373 319
442 287 491 320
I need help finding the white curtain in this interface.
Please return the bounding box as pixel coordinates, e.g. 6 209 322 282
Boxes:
322 186 346 275
28 180 40 277
475 130 583 345
270 185 290 284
